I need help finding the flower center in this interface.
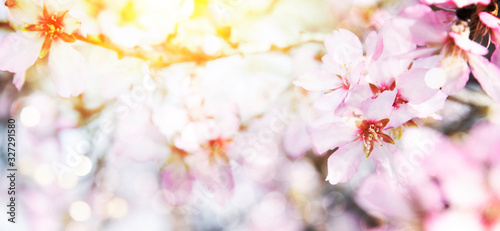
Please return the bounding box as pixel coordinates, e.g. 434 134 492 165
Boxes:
392 91 408 109
4 0 16 7
25 6 76 58
205 137 232 162
356 118 395 157
325 74 350 93
369 80 396 98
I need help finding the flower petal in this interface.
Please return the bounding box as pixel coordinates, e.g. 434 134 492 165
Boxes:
293 70 342 92
440 56 470 95
355 174 416 220
309 121 357 154
324 29 364 66
365 31 384 63
48 42 86 97
398 4 448 45
361 90 397 121
479 12 500 30
0 32 42 73
12 71 25 90
398 68 438 104
5 0 42 26
326 141 363 185
468 53 500 103
450 32 488 55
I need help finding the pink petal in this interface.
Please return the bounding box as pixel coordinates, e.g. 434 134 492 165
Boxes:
161 166 195 205
309 121 357 154
449 32 488 55
412 55 440 69
283 119 312 159
398 4 448 45
377 19 416 57
468 53 500 103
479 12 500 47
388 104 417 128
326 141 363 185
355 174 416 220
361 90 397 121
365 31 384 63
48 42 86 97
371 144 400 182
479 12 500 30
412 91 448 118
315 89 348 112
293 70 342 91
368 58 408 86
492 48 500 66
398 68 438 104
441 58 470 95
465 122 500 163
189 155 234 205
324 29 364 65
12 72 26 90
420 0 490 8
0 32 42 73
453 0 491 8
396 46 441 60
334 82 372 117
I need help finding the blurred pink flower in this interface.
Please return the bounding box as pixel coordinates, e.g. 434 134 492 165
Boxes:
357 124 500 230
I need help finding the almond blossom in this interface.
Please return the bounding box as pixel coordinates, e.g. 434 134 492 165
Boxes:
3 0 500 230
364 24 446 128
309 90 398 184
297 26 447 185
356 123 500 231
398 4 500 102
0 0 86 97
293 29 367 115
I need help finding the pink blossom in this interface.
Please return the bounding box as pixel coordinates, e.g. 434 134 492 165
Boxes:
356 124 500 230
368 67 445 128
294 29 366 113
309 90 398 184
419 0 490 8
399 4 500 102
160 148 195 206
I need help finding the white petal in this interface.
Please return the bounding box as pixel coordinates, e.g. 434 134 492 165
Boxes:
0 32 42 73
48 42 86 97
468 53 500 103
6 0 42 26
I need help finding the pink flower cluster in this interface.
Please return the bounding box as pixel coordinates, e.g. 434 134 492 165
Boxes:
356 122 500 230
296 1 500 184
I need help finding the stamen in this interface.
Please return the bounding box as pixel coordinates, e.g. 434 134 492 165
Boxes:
356 118 394 158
